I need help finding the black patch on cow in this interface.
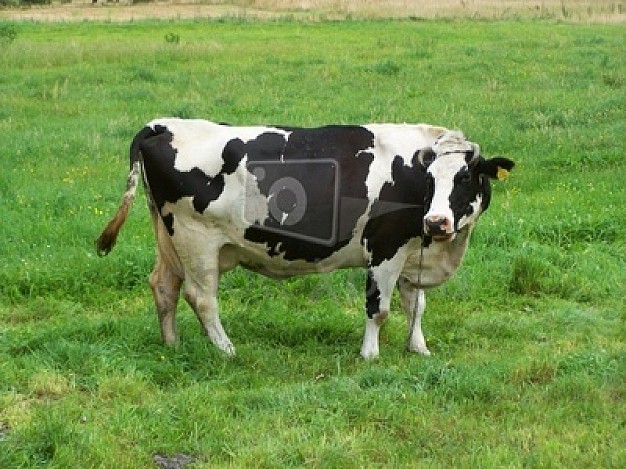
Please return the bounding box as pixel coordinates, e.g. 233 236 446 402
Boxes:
222 138 246 174
478 174 492 213
365 270 381 318
474 156 514 213
162 213 174 236
192 173 224 214
448 163 485 231
362 154 426 267
247 131 288 160
138 126 246 236
244 126 374 262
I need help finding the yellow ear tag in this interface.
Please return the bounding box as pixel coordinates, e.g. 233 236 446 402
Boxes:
497 166 510 181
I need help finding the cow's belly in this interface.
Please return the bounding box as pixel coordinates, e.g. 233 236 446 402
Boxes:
219 238 367 278
164 196 368 278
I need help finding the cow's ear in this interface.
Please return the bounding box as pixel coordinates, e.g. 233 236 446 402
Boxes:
478 157 515 180
416 148 437 168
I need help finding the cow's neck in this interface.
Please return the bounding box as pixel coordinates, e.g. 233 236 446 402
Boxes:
402 224 474 288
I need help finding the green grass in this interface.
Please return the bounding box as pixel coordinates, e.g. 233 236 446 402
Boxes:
1 17 625 467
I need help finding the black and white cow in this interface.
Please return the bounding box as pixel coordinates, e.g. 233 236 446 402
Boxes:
97 119 514 358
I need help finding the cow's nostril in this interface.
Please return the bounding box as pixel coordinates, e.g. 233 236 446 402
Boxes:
424 216 452 234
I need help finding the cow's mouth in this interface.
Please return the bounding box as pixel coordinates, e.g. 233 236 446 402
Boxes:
430 233 456 242
423 222 457 243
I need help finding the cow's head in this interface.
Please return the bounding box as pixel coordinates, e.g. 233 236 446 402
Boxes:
417 131 515 242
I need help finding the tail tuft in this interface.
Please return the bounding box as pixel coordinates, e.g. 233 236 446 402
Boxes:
96 231 116 256
95 204 129 256
95 160 141 256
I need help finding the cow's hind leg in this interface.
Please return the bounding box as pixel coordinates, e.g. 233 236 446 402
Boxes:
398 277 430 355
148 207 186 345
149 255 183 346
183 266 235 356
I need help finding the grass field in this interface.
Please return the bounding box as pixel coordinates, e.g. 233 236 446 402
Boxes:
0 11 625 468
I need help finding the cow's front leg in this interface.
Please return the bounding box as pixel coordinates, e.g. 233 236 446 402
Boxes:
360 269 394 359
184 270 235 356
398 277 430 355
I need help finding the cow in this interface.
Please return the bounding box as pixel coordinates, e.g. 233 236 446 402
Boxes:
96 119 514 358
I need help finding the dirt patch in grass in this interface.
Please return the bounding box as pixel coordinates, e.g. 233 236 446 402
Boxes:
153 453 196 469
0 421 9 441
1 0 624 23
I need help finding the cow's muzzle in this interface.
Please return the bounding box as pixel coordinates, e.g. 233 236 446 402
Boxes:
424 215 455 242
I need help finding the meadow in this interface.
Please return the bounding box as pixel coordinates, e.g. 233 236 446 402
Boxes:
0 12 625 468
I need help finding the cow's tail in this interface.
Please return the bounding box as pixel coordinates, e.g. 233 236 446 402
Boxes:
96 127 154 256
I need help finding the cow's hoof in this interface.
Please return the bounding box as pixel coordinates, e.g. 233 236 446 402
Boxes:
220 343 236 356
407 345 431 356
360 348 380 359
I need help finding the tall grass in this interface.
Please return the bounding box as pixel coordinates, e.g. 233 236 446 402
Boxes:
0 18 624 467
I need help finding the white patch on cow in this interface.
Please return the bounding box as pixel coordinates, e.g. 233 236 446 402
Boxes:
161 198 193 223
369 248 409 311
364 155 392 202
148 118 290 177
408 289 430 355
424 153 466 227
433 130 473 153
148 119 225 176
240 170 269 227
363 124 447 208
220 172 265 233
366 123 446 166
361 317 381 358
